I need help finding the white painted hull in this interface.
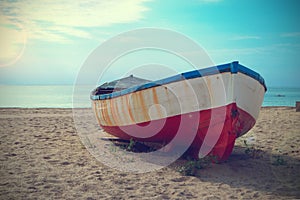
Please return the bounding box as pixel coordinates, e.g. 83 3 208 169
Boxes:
92 72 265 132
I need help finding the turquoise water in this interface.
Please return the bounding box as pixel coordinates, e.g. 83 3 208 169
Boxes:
0 85 299 108
263 87 300 106
0 85 75 108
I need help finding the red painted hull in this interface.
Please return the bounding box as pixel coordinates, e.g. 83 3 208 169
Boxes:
101 103 255 161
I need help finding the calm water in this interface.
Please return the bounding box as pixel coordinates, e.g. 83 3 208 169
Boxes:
0 85 299 108
263 87 300 106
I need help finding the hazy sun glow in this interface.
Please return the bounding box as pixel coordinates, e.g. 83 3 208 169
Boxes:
0 19 27 67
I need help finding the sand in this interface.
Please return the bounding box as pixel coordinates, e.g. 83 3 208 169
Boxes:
0 107 299 199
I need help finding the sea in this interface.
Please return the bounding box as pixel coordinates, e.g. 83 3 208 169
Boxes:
0 85 299 108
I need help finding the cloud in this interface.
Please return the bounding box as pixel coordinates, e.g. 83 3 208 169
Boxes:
209 47 266 56
208 43 300 60
0 0 151 43
280 32 300 38
230 35 261 40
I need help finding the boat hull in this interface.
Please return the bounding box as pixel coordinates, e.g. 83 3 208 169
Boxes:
91 62 266 160
99 103 255 161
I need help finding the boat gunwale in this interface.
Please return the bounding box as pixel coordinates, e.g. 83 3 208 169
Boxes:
91 61 267 100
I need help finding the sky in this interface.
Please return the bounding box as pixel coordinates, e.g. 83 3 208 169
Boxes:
0 0 299 87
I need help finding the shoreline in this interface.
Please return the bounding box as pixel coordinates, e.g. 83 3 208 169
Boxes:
0 107 299 199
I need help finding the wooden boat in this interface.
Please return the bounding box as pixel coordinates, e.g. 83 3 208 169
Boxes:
91 61 266 161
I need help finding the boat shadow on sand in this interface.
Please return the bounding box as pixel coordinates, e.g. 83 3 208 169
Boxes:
192 145 300 198
108 139 300 198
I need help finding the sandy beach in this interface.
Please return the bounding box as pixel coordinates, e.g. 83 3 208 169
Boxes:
0 107 299 199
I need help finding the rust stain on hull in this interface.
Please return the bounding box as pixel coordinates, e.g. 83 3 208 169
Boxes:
126 95 135 124
102 100 113 126
136 91 150 122
152 88 159 104
152 88 163 118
